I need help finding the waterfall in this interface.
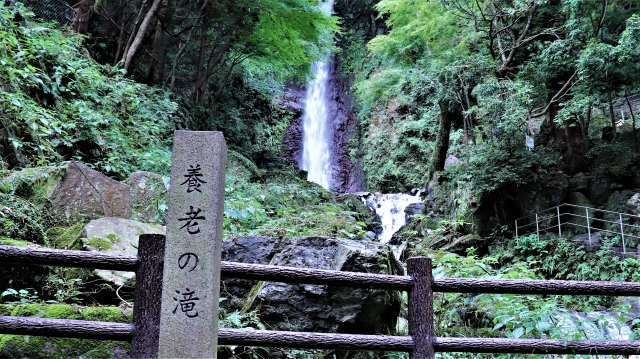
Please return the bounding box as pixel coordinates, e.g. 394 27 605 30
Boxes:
363 192 423 243
300 0 334 190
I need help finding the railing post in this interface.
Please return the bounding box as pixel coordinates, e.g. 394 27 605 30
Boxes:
586 208 591 246
407 257 434 359
535 213 540 239
620 214 626 254
557 207 562 237
131 233 166 358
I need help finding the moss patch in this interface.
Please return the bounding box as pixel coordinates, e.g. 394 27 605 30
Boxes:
0 239 29 247
0 304 131 358
46 223 85 250
106 233 119 243
86 236 113 250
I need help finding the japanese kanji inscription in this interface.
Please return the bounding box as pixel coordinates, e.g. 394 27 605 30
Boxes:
158 131 226 359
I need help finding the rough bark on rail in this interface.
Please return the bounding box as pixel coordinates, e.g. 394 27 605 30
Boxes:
218 328 414 351
0 245 138 271
0 316 132 341
434 337 640 354
434 277 640 296
220 261 413 290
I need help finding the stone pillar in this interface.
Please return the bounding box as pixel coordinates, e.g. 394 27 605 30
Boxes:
158 131 226 358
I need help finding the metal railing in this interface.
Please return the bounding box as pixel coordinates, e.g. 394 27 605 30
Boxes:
515 203 640 254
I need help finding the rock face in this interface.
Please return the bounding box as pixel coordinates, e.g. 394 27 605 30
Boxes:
280 85 305 169
82 217 164 285
47 161 132 226
221 236 401 335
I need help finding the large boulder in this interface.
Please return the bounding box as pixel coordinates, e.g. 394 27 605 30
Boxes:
2 162 133 226
49 161 132 226
221 236 401 335
81 217 164 286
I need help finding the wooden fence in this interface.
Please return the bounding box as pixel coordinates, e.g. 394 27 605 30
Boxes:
1 132 640 358
1 241 640 358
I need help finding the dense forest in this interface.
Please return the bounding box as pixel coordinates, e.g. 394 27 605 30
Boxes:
1 0 640 357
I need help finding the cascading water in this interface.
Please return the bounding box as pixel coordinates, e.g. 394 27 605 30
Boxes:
363 192 423 243
300 0 334 190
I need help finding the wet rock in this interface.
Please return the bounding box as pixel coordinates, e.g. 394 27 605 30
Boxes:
405 202 426 217
336 193 377 230
81 217 164 286
221 236 401 335
280 86 305 169
123 171 167 224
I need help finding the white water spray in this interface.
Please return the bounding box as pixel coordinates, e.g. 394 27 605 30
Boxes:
364 192 423 243
300 0 334 189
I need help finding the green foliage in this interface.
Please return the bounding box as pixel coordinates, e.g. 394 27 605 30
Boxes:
494 234 640 308
587 139 640 176
0 193 47 244
0 3 177 178
222 170 367 240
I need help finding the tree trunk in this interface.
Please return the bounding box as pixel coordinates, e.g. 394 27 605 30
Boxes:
124 0 164 70
113 0 129 65
122 0 148 65
608 90 617 132
626 96 639 155
146 0 167 84
428 104 454 180
72 0 91 34
192 12 209 103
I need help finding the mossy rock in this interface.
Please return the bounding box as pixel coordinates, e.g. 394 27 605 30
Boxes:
0 304 131 358
46 223 85 250
0 194 47 244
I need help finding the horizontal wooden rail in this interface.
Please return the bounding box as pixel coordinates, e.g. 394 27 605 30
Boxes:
219 261 413 290
434 277 640 296
433 337 640 355
3 317 639 355
0 316 132 341
0 245 138 271
3 245 640 295
218 328 413 351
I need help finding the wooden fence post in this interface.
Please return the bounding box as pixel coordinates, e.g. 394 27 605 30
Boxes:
407 257 434 359
131 233 166 358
